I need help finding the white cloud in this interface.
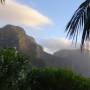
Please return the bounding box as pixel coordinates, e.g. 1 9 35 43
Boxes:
0 0 53 28
40 37 79 54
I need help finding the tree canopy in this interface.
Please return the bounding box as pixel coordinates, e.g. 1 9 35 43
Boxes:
0 48 31 90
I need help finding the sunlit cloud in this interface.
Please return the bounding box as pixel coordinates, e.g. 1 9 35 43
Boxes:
40 37 79 54
0 0 53 28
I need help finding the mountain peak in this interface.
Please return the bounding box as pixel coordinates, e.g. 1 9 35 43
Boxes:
0 25 44 58
1 24 25 33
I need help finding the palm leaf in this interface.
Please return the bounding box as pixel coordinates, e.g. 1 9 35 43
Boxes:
66 0 90 50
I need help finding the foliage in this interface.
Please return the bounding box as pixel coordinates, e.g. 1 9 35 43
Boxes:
66 0 90 50
0 48 31 90
1 48 90 90
28 68 90 90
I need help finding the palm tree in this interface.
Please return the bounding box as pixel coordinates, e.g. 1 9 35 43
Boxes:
66 0 90 50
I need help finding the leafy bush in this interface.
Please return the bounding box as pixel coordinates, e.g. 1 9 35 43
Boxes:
28 68 90 90
0 48 90 90
0 48 31 90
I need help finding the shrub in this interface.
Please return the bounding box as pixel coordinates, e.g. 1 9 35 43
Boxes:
0 48 31 90
28 68 90 90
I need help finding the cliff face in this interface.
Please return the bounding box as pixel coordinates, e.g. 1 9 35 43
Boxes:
0 25 43 58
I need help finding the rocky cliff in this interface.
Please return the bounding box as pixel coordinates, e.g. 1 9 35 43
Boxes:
0 25 43 59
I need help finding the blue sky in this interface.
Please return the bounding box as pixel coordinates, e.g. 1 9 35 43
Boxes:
18 0 84 38
19 0 84 53
0 0 85 53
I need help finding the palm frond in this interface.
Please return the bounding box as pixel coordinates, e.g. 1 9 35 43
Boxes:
66 0 90 50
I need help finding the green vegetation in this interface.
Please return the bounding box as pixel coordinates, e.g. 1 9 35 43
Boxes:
0 48 31 90
29 68 90 90
1 48 90 90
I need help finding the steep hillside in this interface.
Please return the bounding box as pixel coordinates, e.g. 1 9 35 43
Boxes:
0 25 46 67
0 25 43 58
1 25 90 77
0 25 67 68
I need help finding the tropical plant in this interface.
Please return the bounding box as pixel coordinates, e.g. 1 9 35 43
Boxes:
0 48 31 90
66 0 90 50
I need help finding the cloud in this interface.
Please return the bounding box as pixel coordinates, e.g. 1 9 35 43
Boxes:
40 37 79 54
0 0 53 28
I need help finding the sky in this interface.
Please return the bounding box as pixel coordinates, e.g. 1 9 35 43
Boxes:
0 0 85 54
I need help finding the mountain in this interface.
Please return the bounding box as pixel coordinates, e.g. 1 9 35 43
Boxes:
0 25 66 68
0 25 46 67
0 25 43 58
1 25 90 77
54 49 90 77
